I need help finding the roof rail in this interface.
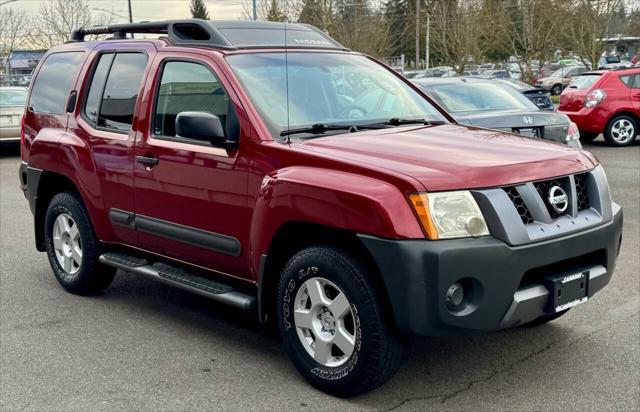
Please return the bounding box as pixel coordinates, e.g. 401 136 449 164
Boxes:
70 19 348 51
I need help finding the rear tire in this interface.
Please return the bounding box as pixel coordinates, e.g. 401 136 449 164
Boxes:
579 132 598 143
604 115 637 146
277 246 404 397
44 192 115 294
551 84 562 95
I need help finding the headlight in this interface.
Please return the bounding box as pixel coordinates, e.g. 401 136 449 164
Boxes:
409 191 490 239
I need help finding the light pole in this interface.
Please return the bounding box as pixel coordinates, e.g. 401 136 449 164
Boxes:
425 12 430 69
253 0 257 21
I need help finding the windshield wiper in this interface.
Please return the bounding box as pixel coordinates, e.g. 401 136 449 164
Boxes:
361 117 446 128
280 123 383 137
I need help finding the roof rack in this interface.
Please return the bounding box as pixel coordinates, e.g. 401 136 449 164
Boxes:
70 19 348 51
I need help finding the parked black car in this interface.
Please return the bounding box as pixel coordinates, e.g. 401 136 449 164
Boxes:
413 77 580 147
496 79 555 111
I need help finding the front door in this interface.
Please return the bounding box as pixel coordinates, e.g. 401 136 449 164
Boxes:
133 52 252 278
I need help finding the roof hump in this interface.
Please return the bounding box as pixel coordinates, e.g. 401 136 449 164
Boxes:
70 19 348 51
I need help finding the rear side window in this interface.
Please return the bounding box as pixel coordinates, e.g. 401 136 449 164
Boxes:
83 52 147 132
29 52 84 114
619 74 639 88
84 53 114 123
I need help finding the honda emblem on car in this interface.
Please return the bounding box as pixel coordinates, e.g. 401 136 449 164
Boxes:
523 116 533 125
548 186 569 213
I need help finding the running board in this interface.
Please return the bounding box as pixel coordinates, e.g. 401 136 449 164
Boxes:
99 252 256 311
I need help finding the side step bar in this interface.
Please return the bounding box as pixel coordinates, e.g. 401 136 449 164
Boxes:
99 252 256 311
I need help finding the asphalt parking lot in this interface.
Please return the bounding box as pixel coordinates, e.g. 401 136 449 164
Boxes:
1 138 638 411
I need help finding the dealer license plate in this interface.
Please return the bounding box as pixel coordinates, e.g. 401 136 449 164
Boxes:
544 271 589 313
0 115 19 127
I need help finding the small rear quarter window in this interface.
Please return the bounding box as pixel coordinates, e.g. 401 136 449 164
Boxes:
29 52 84 114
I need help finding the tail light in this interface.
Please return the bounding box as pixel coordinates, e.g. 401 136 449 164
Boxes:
566 121 580 142
584 89 606 108
19 112 25 144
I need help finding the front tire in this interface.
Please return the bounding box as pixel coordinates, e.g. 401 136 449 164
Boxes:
277 246 404 397
44 192 115 294
604 115 637 146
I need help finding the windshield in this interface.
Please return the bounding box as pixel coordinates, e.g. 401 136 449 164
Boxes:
227 52 446 140
424 82 539 114
0 89 27 106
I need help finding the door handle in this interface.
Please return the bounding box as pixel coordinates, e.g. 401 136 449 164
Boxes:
136 155 159 167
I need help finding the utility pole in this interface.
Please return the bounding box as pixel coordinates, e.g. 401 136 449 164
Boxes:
127 0 133 23
253 0 257 20
415 0 420 69
425 11 430 69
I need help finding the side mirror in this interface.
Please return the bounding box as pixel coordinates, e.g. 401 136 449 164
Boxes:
176 111 231 147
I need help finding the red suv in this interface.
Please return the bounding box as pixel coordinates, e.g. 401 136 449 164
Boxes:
558 68 640 146
18 20 623 396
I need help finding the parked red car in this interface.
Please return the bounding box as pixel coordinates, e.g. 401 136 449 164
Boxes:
558 68 640 146
19 20 623 397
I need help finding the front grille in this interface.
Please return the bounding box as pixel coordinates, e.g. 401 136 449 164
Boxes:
504 186 534 224
534 177 570 219
575 173 590 211
503 173 592 224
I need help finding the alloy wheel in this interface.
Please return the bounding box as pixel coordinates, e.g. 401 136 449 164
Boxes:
52 213 82 280
293 277 356 367
610 119 635 144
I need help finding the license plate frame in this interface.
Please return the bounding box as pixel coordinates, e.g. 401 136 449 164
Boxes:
544 270 589 313
514 127 540 138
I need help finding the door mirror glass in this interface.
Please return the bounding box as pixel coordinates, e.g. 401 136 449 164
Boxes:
175 111 227 146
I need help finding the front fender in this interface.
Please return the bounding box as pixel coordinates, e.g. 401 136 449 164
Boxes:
248 166 424 275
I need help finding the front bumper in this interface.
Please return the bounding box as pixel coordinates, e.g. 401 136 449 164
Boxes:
358 203 623 336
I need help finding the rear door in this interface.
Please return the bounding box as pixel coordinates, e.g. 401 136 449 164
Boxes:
67 42 156 245
132 51 252 278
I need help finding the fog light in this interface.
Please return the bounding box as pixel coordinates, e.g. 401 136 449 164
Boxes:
445 282 464 311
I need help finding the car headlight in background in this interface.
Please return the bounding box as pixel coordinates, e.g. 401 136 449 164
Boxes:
584 89 606 108
409 191 490 239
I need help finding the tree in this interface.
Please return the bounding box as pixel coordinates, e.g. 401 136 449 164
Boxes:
28 0 107 49
190 0 211 19
563 0 627 69
493 0 568 81
266 0 287 21
0 8 27 74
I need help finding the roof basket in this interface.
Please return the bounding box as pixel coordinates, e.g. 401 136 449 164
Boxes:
70 19 348 51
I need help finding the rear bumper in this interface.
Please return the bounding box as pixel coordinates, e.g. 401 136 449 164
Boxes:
0 126 20 141
557 108 606 134
358 203 623 336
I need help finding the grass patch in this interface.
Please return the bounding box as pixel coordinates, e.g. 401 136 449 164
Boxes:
550 95 560 104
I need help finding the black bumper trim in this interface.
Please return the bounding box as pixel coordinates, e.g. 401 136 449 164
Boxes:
358 204 623 336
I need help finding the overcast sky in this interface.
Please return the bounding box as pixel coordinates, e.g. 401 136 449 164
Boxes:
4 0 251 21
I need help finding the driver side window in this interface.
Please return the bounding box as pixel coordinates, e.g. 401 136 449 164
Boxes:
153 60 232 141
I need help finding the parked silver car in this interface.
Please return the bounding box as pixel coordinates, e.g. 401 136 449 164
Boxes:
0 87 27 142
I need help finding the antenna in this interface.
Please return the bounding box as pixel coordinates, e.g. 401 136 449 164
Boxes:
284 19 291 144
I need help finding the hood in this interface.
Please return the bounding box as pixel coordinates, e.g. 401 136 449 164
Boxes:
294 124 596 191
455 109 569 128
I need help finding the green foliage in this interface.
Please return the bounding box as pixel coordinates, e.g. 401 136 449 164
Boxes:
266 0 287 22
